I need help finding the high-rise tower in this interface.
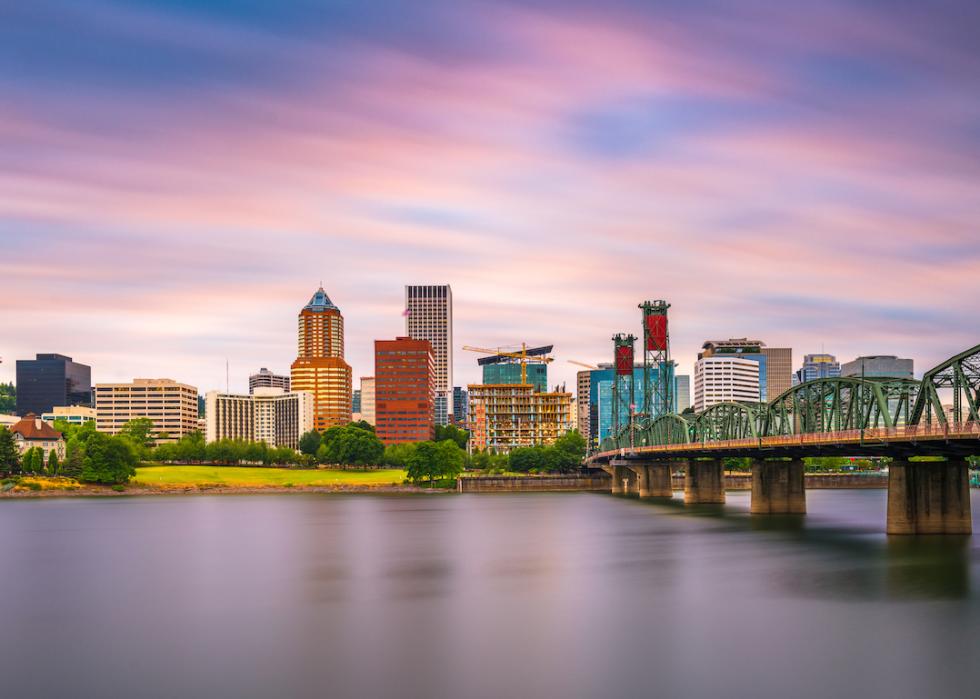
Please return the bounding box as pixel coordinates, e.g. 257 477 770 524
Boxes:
405 285 453 425
290 286 352 431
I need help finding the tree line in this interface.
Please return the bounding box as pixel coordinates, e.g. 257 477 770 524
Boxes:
0 422 137 485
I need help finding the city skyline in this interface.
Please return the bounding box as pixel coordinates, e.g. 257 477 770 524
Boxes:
2 1 979 394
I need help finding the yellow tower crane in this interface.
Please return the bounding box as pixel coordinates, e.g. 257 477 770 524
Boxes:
462 343 554 386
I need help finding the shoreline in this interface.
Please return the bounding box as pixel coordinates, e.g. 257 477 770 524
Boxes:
0 483 448 499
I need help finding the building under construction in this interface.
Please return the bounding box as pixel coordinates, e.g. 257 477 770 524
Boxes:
467 383 573 454
462 343 572 453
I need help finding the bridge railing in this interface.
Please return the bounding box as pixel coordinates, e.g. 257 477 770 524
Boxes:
591 421 980 461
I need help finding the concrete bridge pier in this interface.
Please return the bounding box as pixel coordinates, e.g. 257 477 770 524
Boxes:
887 460 972 535
627 462 673 498
751 459 806 515
684 459 725 505
606 462 634 495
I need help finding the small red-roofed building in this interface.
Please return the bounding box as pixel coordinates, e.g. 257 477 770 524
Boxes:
9 413 65 461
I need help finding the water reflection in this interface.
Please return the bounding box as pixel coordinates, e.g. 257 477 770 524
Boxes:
0 492 977 699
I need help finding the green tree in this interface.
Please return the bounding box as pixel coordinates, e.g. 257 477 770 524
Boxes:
434 424 469 449
0 382 16 413
52 419 96 442
0 427 19 475
79 433 138 484
508 446 539 473
174 431 206 462
62 438 85 478
383 442 417 468
553 430 586 472
406 440 464 486
47 450 60 476
299 430 322 457
120 418 155 452
323 425 384 466
350 420 375 433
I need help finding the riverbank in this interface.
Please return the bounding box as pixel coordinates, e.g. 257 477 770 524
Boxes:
0 465 439 498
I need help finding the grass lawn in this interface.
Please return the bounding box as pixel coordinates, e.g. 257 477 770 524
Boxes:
134 465 407 488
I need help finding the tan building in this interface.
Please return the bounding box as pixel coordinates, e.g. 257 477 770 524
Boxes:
290 286 353 431
763 347 793 400
576 370 591 443
467 383 573 454
9 413 65 461
41 405 97 426
359 376 376 426
94 378 198 442
205 387 313 450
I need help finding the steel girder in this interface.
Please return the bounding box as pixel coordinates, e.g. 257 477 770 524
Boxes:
633 414 691 447
764 377 918 435
910 343 980 426
691 402 762 442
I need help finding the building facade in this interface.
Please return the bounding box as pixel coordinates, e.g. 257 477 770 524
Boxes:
588 364 675 450
375 337 436 445
290 286 352 431
352 389 362 415
467 383 573 454
15 353 91 416
359 377 376 426
796 353 841 384
205 387 313 450
481 363 548 392
841 355 913 379
452 386 468 425
405 285 453 425
576 370 591 445
41 405 96 426
94 378 199 442
249 367 290 394
9 414 65 461
699 340 768 400
675 374 691 413
693 357 760 412
762 347 793 400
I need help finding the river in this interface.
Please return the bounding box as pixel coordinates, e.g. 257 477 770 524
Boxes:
1 490 978 698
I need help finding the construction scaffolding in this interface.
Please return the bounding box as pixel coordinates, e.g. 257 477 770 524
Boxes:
467 383 573 454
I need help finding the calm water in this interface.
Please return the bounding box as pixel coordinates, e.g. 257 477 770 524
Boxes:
2 490 979 699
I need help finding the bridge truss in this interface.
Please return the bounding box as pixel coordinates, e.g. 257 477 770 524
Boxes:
600 343 980 452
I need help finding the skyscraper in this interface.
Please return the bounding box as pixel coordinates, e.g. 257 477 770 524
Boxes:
452 386 468 424
405 285 453 425
249 367 290 394
674 374 691 412
762 347 793 400
699 339 768 400
15 353 92 415
576 370 591 444
795 353 841 384
375 337 435 444
693 357 760 412
290 286 352 431
359 377 376 426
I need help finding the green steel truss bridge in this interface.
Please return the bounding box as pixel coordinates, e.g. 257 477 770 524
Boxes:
589 343 978 535
592 343 980 461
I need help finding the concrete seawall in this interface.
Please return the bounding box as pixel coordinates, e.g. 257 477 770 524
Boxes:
458 475 611 493
458 472 888 493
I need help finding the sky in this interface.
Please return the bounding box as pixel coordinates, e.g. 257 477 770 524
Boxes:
2 0 979 395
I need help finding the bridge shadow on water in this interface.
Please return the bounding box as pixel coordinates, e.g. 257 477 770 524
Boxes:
608 492 973 601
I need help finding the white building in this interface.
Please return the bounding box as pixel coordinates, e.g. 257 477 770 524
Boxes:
42 405 97 426
359 376 376 426
693 357 760 412
249 367 291 394
405 285 453 425
205 387 313 450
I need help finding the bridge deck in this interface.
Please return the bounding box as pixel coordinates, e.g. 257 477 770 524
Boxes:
588 421 980 464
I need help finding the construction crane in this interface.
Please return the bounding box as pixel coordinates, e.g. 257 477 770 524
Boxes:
463 343 554 386
567 360 598 370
